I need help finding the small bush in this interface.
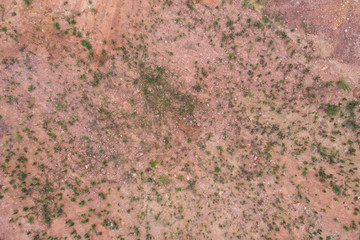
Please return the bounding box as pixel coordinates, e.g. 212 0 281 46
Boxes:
325 104 339 116
336 79 351 91
54 22 60 30
332 184 341 195
81 40 92 50
346 101 359 113
23 0 31 6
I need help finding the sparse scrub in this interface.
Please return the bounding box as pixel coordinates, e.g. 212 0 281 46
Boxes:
0 1 359 239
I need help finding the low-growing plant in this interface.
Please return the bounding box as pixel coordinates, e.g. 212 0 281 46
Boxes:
81 40 92 50
336 79 351 91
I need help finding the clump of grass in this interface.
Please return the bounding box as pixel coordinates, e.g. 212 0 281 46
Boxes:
186 0 194 10
331 183 341 196
159 176 172 185
242 0 251 8
325 104 339 116
28 85 35 92
81 40 92 50
149 160 158 168
346 101 359 113
336 78 351 91
54 22 60 30
192 83 201 92
23 0 31 6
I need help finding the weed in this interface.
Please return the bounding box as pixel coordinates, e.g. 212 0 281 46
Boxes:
28 85 35 92
23 0 31 6
346 101 359 113
54 22 60 30
149 160 158 168
331 183 341 196
336 79 351 91
81 40 92 50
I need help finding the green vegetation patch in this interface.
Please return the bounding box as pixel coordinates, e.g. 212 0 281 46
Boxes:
81 40 92 50
138 62 196 117
23 0 31 6
336 79 351 91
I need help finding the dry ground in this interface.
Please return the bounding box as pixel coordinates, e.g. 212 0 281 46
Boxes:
0 0 359 240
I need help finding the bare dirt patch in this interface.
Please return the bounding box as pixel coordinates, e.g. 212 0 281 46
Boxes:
266 0 360 65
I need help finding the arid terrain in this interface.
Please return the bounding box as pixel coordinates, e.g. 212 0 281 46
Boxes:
0 0 360 239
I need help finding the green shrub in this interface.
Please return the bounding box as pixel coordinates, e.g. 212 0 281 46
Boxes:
346 101 359 113
325 104 339 116
23 0 31 6
54 22 60 30
81 40 92 50
336 79 351 91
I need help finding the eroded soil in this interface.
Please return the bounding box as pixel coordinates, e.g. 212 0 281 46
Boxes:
266 0 360 64
0 0 359 240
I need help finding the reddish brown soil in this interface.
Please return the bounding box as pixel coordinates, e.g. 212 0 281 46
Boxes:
267 0 360 64
0 0 359 240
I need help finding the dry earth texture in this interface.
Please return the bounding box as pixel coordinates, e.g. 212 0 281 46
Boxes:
0 0 360 240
